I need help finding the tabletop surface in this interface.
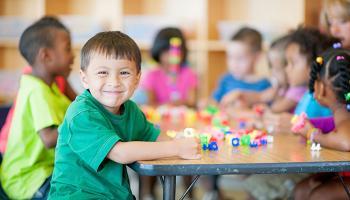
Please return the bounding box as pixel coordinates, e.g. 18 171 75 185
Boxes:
131 134 350 176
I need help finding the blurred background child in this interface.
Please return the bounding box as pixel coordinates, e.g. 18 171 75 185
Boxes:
220 34 291 113
0 16 74 199
0 23 76 161
321 0 350 49
263 27 338 134
202 27 271 200
141 27 198 107
293 48 350 200
139 27 198 200
213 27 271 107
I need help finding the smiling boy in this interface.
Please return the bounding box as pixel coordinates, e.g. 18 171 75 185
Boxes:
48 31 200 199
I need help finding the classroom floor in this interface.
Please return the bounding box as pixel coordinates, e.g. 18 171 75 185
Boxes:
128 168 250 200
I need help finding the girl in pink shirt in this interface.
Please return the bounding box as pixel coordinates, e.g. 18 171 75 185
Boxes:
142 27 198 107
140 27 198 199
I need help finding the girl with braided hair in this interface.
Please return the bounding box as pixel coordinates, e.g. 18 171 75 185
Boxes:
293 48 350 200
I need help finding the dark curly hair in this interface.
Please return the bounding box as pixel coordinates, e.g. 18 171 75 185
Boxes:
150 27 188 66
309 48 350 106
287 27 339 64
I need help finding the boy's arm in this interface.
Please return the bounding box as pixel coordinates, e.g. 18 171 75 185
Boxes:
38 126 58 149
107 138 201 164
64 81 77 101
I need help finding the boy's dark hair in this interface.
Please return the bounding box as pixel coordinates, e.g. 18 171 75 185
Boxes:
151 27 188 66
81 31 141 72
231 27 263 52
287 27 339 64
309 48 350 105
19 16 69 66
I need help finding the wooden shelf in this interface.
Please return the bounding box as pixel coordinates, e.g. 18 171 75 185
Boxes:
0 0 317 99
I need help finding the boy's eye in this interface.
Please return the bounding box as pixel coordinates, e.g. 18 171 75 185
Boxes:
120 71 130 75
97 71 108 75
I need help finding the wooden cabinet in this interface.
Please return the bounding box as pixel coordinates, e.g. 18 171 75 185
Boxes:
0 0 312 99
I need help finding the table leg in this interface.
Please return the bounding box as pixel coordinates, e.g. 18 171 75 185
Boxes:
337 173 350 198
163 176 176 200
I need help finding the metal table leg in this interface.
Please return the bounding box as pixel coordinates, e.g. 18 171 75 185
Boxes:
337 173 350 199
163 176 176 200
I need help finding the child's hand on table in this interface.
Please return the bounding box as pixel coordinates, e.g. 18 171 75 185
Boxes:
263 112 293 134
174 137 201 160
291 119 314 139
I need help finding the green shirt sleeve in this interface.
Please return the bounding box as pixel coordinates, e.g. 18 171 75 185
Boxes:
68 110 120 172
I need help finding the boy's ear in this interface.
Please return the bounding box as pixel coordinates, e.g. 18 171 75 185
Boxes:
135 72 141 85
37 47 51 64
80 69 89 89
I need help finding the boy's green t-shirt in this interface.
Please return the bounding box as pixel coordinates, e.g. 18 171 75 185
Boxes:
49 90 160 199
0 75 71 199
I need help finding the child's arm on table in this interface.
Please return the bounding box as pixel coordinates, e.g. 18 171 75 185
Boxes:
263 112 293 134
38 126 58 148
220 88 276 108
270 97 297 113
107 137 201 164
296 120 350 151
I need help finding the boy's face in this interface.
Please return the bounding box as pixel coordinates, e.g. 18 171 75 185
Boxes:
285 43 310 87
80 53 140 114
48 30 74 77
226 41 257 79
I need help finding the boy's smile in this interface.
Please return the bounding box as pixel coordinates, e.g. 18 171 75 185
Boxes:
80 53 140 114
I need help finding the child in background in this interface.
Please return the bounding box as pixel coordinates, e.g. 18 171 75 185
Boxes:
0 61 76 157
140 27 198 199
0 16 74 199
203 27 270 200
142 27 198 107
213 27 271 105
263 27 338 134
221 34 291 113
293 48 350 200
321 0 350 49
48 31 201 199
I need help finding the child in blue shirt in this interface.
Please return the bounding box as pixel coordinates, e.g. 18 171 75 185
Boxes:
213 27 271 103
48 31 201 199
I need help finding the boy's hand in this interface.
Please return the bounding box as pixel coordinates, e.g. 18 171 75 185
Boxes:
174 138 201 160
220 90 242 108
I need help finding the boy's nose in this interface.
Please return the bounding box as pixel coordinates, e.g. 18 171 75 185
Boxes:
108 75 121 87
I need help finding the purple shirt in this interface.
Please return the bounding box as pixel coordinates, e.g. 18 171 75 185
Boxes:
285 86 308 102
309 116 335 133
141 67 198 104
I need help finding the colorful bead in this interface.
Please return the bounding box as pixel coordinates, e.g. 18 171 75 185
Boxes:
316 57 323 65
231 138 240 147
208 142 218 151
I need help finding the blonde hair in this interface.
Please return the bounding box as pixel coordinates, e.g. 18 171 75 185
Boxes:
322 0 350 31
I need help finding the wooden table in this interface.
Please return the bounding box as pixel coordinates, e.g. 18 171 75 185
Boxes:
131 134 350 200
